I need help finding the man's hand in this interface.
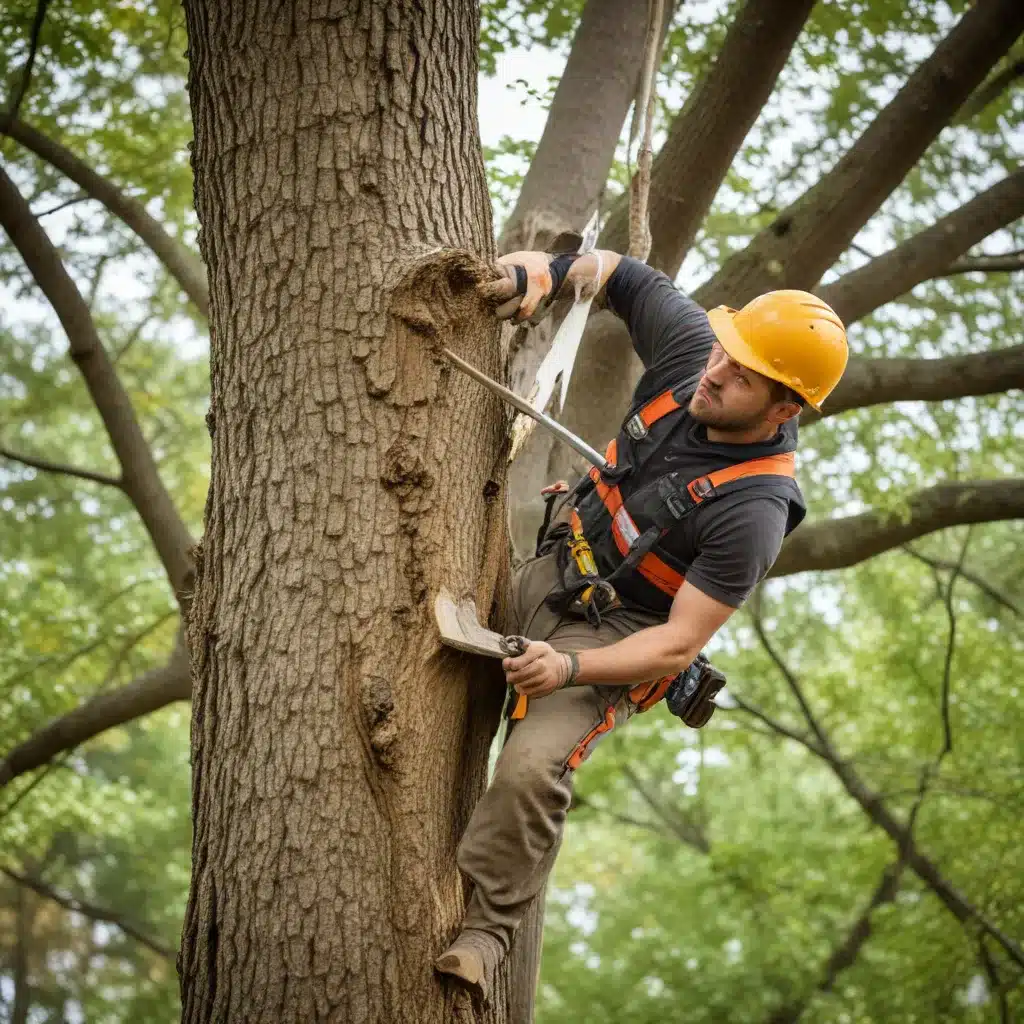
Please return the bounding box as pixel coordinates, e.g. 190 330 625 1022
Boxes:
477 250 554 323
503 640 573 699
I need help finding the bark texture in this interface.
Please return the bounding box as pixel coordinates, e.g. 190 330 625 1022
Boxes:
180 3 509 1022
497 0 655 254
695 0 1024 308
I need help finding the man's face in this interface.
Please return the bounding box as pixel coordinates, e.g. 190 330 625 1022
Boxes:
688 342 794 432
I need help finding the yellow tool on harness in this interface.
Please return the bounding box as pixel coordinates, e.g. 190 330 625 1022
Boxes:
567 509 618 620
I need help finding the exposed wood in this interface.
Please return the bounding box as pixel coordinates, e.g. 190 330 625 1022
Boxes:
0 164 196 606
696 0 1024 308
435 588 512 659
2 119 210 315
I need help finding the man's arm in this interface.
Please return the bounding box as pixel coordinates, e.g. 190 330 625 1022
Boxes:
503 582 735 696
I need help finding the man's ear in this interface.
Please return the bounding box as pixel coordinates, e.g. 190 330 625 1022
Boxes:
767 400 802 426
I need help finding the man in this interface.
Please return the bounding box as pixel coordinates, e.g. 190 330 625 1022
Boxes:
435 248 848 997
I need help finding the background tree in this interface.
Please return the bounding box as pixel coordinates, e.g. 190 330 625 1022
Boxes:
1 0 1022 1020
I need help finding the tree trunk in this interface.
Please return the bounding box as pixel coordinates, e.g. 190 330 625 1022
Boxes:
179 3 512 1022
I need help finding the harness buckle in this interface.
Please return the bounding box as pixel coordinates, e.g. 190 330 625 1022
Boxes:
690 476 716 500
625 413 649 440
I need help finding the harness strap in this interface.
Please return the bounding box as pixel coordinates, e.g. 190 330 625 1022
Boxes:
589 450 796 597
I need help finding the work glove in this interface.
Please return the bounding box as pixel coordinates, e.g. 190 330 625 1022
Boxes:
477 250 558 324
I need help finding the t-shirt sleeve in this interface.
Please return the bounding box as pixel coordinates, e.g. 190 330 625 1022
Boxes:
604 256 715 384
684 495 790 608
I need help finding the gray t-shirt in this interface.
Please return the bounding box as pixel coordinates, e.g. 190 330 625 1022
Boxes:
599 258 799 609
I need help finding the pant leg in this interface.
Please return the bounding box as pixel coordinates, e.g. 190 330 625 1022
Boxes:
457 553 657 948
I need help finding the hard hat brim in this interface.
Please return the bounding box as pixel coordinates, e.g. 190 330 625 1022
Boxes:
706 306 823 411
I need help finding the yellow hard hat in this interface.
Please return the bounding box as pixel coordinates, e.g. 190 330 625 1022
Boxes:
707 290 848 411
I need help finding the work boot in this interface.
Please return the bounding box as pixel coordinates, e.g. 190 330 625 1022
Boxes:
434 928 505 1001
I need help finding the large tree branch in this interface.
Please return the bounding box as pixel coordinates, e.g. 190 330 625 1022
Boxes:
804 344 1024 422
0 163 195 603
0 442 123 488
771 480 1024 577
696 0 1024 308
601 0 815 277
745 628 1024 969
819 170 1024 326
2 119 209 316
0 643 191 790
496 0 658 254
1 866 173 959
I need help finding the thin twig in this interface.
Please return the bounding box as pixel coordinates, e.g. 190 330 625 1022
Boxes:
1 865 173 959
0 444 123 488
627 0 664 261
726 692 825 757
570 791 674 841
621 763 710 853
2 0 53 126
902 545 1019 616
978 937 1011 1024
32 192 90 219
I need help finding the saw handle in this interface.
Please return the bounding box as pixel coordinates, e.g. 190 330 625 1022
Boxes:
500 635 531 720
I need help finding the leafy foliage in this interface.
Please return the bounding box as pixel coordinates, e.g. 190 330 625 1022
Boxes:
1 0 1021 1020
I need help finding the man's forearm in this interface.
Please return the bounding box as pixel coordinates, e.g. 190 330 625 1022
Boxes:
574 622 700 686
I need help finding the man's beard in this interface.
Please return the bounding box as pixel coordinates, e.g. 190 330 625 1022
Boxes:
688 391 770 433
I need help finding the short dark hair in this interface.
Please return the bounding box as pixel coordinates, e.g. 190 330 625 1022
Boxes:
771 379 806 408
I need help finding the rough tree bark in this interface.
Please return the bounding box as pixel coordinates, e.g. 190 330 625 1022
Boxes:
179 2 511 1022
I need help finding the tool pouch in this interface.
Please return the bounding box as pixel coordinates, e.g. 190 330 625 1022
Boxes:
665 654 726 728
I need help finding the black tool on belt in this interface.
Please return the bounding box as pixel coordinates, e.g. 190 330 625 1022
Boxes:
665 654 727 728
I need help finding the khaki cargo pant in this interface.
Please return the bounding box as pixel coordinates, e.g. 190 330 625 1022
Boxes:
457 551 662 950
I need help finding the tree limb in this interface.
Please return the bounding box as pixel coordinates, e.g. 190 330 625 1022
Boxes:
1 865 173 959
943 250 1024 275
1 119 209 315
819 170 1024 326
1 0 51 126
695 0 1024 308
954 57 1024 124
0 163 196 605
902 546 1020 616
804 344 1024 423
0 643 191 789
0 443 123 488
602 0 816 276
741 631 1024 969
771 480 1024 578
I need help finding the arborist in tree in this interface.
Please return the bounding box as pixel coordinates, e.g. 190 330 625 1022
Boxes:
435 248 849 998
